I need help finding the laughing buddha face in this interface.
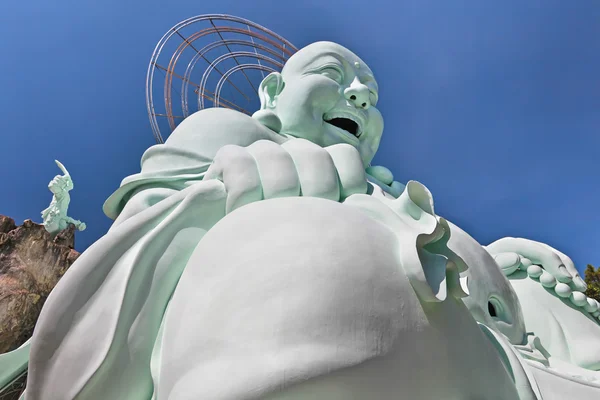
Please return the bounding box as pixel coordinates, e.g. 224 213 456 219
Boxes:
257 41 384 166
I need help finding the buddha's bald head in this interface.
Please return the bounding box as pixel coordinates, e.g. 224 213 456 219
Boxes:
257 41 384 165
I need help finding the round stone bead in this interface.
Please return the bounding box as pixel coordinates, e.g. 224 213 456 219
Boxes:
539 272 556 288
494 253 520 275
527 265 543 279
585 298 599 314
570 291 588 307
520 257 533 268
555 283 572 298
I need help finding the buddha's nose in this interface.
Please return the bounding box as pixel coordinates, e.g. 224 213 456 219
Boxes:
344 78 371 110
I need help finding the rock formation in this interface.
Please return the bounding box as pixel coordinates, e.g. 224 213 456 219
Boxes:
0 215 80 354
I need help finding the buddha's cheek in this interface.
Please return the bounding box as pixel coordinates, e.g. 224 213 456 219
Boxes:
274 76 340 143
160 197 423 397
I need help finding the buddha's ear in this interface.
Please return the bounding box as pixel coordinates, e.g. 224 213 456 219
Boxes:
259 72 285 110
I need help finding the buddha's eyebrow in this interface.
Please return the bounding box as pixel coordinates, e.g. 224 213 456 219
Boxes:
304 53 346 70
305 53 379 91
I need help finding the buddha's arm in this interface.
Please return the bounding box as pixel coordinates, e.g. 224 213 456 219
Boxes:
485 237 587 292
104 109 288 223
108 138 362 228
106 106 380 227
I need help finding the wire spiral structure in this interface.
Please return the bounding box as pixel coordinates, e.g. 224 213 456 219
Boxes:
146 14 299 144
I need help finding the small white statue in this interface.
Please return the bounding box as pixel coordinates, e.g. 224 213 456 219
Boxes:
41 160 86 235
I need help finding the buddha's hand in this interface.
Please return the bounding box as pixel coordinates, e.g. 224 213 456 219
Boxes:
484 237 587 291
204 138 368 213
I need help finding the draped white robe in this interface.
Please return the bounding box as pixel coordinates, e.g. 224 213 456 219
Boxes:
6 108 538 399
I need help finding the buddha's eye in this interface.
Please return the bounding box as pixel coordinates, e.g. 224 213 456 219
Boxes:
319 66 344 83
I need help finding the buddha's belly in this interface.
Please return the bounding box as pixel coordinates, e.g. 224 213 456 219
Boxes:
158 197 519 400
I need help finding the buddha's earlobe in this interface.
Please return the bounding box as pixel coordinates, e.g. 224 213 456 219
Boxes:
252 109 282 133
254 72 284 133
258 72 285 110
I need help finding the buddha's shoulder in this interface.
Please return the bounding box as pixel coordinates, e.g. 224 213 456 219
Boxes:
173 108 252 130
165 108 286 150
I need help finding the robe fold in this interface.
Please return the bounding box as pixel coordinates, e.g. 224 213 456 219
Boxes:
22 109 285 400
4 108 532 399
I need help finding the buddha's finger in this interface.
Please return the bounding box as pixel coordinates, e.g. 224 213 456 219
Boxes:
486 237 572 283
282 138 340 201
246 140 301 200
325 144 368 201
205 145 263 213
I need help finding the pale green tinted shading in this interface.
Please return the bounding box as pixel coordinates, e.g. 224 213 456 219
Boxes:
41 160 86 235
1 41 599 400
0 339 29 395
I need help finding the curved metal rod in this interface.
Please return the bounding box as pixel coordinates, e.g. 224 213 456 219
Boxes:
165 26 295 131
182 39 290 117
147 15 296 141
215 64 278 107
199 51 283 109
147 14 297 143
182 40 285 115
164 27 237 133
209 19 258 96
155 61 247 115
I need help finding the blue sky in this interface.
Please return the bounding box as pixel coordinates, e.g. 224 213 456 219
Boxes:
1 0 599 273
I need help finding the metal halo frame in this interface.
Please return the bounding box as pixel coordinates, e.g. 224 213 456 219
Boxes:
146 14 298 144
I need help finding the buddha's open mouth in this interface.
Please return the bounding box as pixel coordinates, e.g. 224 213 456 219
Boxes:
323 112 363 138
325 117 359 137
